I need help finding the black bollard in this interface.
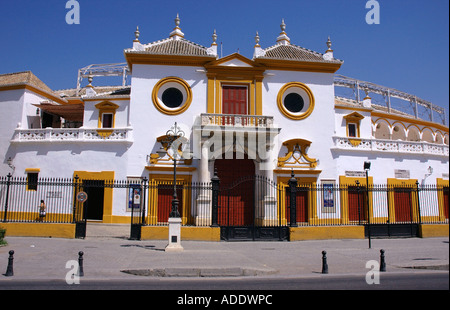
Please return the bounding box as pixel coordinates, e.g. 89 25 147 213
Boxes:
321 251 329 274
380 249 386 272
78 251 84 277
5 250 14 277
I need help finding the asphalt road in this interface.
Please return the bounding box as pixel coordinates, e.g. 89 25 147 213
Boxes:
1 272 448 291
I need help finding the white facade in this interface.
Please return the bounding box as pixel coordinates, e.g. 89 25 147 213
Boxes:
0 18 448 223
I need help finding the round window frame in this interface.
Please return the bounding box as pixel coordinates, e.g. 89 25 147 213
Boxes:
152 77 193 115
277 82 315 120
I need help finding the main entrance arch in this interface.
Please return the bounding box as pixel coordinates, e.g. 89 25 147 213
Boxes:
213 153 288 241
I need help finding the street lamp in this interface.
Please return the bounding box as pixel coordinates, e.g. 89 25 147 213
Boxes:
156 122 186 219
157 122 187 252
364 161 372 249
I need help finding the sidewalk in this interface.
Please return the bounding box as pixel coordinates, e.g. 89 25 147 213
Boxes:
0 235 448 281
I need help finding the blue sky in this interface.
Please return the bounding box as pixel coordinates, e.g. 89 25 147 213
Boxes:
0 0 448 122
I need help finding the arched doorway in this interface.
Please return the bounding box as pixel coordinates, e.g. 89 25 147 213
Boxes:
214 153 255 227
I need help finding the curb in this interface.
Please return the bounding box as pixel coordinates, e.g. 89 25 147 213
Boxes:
120 267 278 278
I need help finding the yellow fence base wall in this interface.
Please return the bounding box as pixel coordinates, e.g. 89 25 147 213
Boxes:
419 224 449 238
141 226 221 242
289 226 365 241
1 223 75 239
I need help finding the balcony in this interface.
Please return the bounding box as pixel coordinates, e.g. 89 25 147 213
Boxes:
333 136 449 157
199 113 274 128
11 127 133 143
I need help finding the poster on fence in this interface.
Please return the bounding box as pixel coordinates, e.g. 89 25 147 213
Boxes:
128 185 141 210
322 180 336 213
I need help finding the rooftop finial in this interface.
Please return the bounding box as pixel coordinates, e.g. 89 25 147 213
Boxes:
326 36 332 51
276 18 290 45
212 29 217 45
255 31 260 47
280 18 286 32
323 36 334 60
170 13 184 40
134 26 140 42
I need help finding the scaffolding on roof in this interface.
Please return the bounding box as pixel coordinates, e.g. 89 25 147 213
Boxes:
334 74 447 126
76 63 129 96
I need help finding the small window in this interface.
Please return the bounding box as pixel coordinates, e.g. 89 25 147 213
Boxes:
162 88 184 108
284 93 305 113
348 123 357 137
27 172 39 191
102 113 113 128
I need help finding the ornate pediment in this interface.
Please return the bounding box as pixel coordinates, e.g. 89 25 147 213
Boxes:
277 139 318 168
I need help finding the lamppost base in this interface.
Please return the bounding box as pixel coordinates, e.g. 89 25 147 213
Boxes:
165 217 183 252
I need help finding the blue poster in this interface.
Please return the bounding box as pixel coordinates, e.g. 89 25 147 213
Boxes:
129 185 141 209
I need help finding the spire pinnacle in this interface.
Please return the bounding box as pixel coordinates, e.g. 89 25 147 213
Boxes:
134 26 140 42
276 18 290 45
170 13 184 40
212 29 217 46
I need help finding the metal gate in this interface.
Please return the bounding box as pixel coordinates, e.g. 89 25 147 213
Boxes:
217 175 289 241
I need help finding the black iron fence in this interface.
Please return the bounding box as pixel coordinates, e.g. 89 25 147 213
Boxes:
1 173 448 230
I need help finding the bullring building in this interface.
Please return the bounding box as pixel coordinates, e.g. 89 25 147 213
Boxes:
0 16 448 240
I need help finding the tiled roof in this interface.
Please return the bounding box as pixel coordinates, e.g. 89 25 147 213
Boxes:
256 43 343 64
129 38 216 58
0 71 54 93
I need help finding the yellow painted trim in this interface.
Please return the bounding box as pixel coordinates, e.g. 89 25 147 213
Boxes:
386 178 419 224
277 82 315 120
372 111 449 133
141 226 221 241
125 53 216 71
277 176 318 225
335 104 372 113
1 223 75 239
147 174 193 226
145 166 196 172
277 139 318 168
25 169 39 191
204 54 265 116
289 225 365 241
437 178 449 222
339 175 374 225
255 77 263 115
0 84 67 105
152 76 193 115
273 169 322 175
73 171 115 223
95 101 119 129
419 224 449 238
254 58 342 73
25 168 41 172
207 74 216 113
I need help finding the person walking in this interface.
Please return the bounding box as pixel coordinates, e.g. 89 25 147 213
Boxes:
38 200 46 222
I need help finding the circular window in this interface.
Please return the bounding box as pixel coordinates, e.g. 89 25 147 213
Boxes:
284 93 304 113
162 88 183 108
277 82 315 120
152 77 192 115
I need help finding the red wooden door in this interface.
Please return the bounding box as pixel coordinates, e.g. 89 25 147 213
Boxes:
394 187 412 222
286 187 308 224
222 86 248 126
348 186 366 222
443 187 449 219
215 155 255 226
157 185 183 223
222 86 247 115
